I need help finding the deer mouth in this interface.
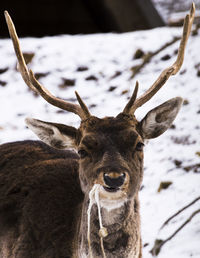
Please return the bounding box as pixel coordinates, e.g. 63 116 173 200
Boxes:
103 186 120 192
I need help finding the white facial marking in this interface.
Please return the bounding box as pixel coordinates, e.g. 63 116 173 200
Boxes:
99 186 127 212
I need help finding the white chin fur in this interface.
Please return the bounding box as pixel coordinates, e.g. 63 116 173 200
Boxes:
99 186 127 211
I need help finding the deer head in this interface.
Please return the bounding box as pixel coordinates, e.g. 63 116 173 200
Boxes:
4 4 195 207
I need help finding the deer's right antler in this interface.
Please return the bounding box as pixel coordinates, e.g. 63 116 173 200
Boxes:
123 3 195 115
4 11 91 120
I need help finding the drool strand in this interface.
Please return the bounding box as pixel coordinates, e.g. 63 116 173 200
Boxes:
87 184 108 258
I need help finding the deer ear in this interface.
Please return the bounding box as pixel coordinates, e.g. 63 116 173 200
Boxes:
139 97 183 139
25 118 78 149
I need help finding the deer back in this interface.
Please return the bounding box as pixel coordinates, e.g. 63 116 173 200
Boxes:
0 140 83 257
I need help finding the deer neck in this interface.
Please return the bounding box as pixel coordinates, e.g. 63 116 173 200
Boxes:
78 194 141 258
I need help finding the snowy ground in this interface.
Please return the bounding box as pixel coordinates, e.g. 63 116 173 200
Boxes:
0 19 200 258
153 0 200 22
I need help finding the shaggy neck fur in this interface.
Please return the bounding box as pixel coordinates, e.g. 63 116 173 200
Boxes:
78 191 142 258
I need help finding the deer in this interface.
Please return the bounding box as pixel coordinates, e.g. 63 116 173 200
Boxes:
0 4 195 258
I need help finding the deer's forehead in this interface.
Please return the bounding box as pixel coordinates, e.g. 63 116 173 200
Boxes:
80 116 138 132
79 117 140 146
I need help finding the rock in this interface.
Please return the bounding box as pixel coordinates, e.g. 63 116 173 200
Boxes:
183 163 200 173
59 78 76 88
0 67 8 74
85 75 98 81
23 52 35 65
158 181 173 192
108 86 117 92
183 99 189 105
161 54 171 61
76 66 89 72
110 71 122 80
133 49 145 59
89 104 97 108
121 89 128 95
174 159 182 167
196 152 200 157
34 72 50 80
150 239 164 256
15 52 35 71
0 80 7 87
170 124 176 129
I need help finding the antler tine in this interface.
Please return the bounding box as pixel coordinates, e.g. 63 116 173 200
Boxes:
172 2 195 74
125 3 195 114
4 11 36 93
29 70 90 118
4 11 90 120
123 81 139 114
75 91 91 118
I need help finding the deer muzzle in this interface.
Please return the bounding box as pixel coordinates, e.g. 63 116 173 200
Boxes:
103 172 126 192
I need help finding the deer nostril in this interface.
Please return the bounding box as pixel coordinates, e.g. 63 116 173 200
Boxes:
103 173 126 188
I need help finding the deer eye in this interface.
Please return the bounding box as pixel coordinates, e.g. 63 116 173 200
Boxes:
78 149 88 159
135 142 144 151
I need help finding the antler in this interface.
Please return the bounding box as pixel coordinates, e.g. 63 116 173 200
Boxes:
123 3 195 115
4 11 91 120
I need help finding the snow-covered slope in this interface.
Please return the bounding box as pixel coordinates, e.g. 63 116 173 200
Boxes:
0 25 199 257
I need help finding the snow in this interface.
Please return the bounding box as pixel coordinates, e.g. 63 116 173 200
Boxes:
0 23 200 257
152 0 200 23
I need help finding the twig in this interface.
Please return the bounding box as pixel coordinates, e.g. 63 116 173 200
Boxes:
130 36 181 79
150 209 200 256
168 162 200 173
130 22 200 80
160 196 200 230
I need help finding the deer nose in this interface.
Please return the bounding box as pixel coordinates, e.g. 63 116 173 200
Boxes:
103 172 126 188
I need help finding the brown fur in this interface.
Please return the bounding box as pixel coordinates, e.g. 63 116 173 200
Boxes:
0 140 83 258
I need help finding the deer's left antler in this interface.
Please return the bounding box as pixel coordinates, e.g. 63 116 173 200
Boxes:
123 3 195 115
